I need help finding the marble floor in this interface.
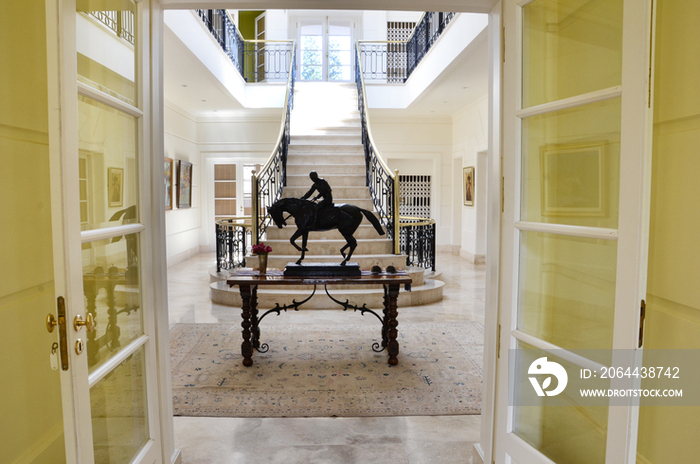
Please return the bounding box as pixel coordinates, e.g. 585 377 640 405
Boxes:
168 252 485 464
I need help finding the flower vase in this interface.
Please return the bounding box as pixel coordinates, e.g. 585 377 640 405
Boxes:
258 254 268 275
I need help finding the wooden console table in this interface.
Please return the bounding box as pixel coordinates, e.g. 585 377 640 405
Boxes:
226 270 412 367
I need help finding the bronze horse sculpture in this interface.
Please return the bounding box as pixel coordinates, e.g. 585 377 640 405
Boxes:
268 198 385 265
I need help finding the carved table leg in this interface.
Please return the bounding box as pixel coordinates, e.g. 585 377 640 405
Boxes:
381 285 389 348
385 283 400 365
239 284 254 367
250 286 260 349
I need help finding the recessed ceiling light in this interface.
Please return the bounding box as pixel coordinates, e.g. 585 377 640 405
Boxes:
213 110 218 112
463 86 468 89
443 101 448 103
201 99 206 102
182 84 187 87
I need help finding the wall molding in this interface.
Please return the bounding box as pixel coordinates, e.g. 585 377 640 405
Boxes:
460 248 485 264
164 130 197 145
167 246 200 268
0 123 49 146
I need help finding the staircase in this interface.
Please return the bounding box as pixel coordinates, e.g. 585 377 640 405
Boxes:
210 82 443 309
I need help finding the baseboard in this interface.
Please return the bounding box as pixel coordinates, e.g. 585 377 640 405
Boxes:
436 245 452 253
451 245 460 255
473 443 485 463
459 248 486 265
172 449 182 464
167 247 200 268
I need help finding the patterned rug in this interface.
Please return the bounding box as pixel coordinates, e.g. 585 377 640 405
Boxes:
170 321 483 418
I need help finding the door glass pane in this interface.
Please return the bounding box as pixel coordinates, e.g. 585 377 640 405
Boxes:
2 0 65 460
329 21 351 81
301 22 323 81
78 95 139 231
76 0 137 106
83 233 143 372
518 231 617 360
513 342 609 464
522 0 623 108
521 98 621 229
91 346 149 464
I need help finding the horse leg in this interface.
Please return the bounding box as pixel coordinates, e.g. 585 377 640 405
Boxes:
340 243 349 258
289 229 304 252
296 231 309 265
340 233 357 266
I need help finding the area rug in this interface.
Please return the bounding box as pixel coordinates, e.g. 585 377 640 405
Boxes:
170 321 483 418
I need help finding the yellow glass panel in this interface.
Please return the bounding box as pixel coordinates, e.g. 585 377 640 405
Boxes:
91 346 149 464
513 342 608 464
637 0 700 461
83 233 143 372
518 231 617 358
522 0 623 108
521 98 621 229
1 0 65 461
76 1 136 105
78 95 138 230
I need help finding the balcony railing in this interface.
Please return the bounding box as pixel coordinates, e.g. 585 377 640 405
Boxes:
88 10 135 45
196 10 293 82
216 218 251 272
358 12 456 83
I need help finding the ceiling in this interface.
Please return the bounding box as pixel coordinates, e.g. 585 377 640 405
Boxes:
160 0 499 14
163 13 489 120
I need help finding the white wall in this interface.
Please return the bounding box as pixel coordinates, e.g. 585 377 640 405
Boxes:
452 95 488 263
368 115 453 248
164 103 201 267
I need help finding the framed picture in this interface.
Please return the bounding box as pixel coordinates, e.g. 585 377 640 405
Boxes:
463 166 474 206
164 157 173 210
540 141 606 217
177 160 192 208
108 167 124 208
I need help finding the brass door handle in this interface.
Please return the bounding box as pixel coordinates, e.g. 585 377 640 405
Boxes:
74 313 95 333
47 313 57 333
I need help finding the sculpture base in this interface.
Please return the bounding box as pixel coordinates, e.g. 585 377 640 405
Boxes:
283 262 361 277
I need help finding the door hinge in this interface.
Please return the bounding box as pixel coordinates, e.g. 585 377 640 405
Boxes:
639 299 646 348
57 296 69 370
497 324 502 359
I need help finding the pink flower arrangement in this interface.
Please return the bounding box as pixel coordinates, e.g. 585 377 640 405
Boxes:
252 243 272 255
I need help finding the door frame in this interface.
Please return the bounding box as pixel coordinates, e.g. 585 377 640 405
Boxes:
491 0 656 463
296 15 356 82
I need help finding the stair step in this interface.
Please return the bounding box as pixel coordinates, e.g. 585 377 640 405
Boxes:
286 174 366 187
263 254 407 270
288 145 363 155
290 135 361 145
287 154 365 165
264 238 392 255
287 164 365 176
282 186 371 198
209 279 444 309
266 224 382 240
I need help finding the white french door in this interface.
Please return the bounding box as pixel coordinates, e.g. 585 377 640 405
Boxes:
47 0 165 462
298 17 353 81
494 0 654 463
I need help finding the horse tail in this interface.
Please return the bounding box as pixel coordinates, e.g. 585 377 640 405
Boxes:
361 209 386 236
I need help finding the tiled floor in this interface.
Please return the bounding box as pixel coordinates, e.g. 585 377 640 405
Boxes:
169 252 485 464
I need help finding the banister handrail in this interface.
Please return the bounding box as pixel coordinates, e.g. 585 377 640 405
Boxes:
251 40 297 244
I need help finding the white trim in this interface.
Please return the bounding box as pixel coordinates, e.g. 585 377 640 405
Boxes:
80 223 146 243
515 221 619 240
516 86 622 119
87 335 149 386
511 330 608 372
77 81 144 118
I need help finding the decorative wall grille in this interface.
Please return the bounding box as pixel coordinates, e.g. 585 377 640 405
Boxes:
387 22 415 83
399 175 431 218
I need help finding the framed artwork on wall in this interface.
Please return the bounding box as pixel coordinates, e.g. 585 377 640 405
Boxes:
539 141 606 217
108 167 124 208
177 160 192 208
463 166 474 206
164 158 173 210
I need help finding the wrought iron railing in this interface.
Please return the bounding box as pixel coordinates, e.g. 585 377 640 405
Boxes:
399 217 436 271
196 10 294 82
251 43 297 243
358 12 456 83
355 42 400 254
88 10 135 45
216 218 252 272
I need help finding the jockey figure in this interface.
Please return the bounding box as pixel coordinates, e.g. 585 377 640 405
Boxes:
300 170 334 228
